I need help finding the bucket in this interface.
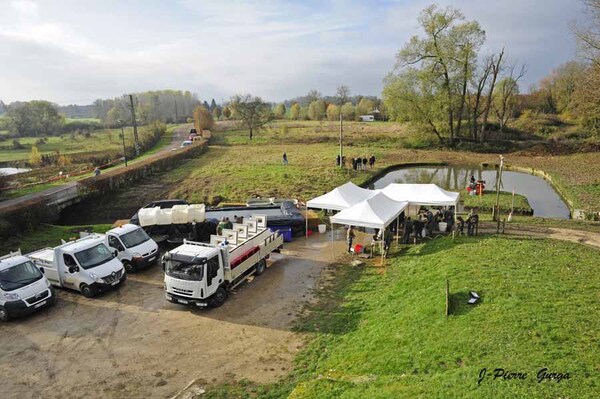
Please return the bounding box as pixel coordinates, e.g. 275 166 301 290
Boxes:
438 222 447 232
318 224 327 234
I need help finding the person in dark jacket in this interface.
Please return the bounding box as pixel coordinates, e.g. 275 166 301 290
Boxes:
402 217 413 244
362 157 368 170
369 154 376 168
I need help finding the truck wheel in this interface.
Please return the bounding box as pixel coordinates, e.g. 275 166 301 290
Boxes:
123 261 134 273
208 287 227 308
80 284 96 298
255 259 267 276
0 306 10 322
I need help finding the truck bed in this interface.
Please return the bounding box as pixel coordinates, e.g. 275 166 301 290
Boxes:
26 248 55 265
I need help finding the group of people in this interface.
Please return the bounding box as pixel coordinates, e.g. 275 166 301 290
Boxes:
335 154 375 170
399 208 455 244
216 215 245 235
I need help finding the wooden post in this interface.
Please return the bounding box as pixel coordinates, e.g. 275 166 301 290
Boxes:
445 278 450 318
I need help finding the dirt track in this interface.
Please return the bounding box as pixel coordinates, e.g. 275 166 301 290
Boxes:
0 235 344 399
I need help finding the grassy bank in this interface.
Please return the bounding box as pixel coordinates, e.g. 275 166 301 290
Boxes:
204 236 599 398
0 223 112 254
462 190 531 214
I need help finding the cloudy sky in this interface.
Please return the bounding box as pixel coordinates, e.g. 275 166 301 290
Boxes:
0 0 586 105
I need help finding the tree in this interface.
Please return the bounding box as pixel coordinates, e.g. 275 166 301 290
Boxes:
193 106 214 132
222 106 232 119
274 103 286 119
340 102 356 120
336 86 350 106
479 49 504 142
307 99 326 120
326 104 340 121
573 0 600 64
492 64 526 131
229 94 272 139
356 98 375 116
29 145 42 167
289 103 301 120
210 98 217 111
212 107 222 120
7 101 65 136
106 107 124 128
306 89 322 104
538 61 586 115
384 5 485 146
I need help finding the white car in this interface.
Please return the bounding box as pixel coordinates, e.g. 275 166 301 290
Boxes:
105 224 159 273
180 140 193 148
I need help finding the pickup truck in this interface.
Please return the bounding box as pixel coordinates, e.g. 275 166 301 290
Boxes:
0 251 55 322
27 234 126 298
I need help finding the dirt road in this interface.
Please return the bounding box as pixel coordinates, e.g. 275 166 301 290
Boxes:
0 234 343 399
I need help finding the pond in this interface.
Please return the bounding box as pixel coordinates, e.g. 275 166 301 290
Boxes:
0 167 31 176
368 165 570 219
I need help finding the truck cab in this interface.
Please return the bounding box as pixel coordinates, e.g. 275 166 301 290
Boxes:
0 251 55 322
163 244 225 307
27 235 126 298
104 224 159 272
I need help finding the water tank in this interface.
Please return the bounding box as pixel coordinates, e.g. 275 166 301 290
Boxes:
138 207 159 227
171 205 189 224
188 204 206 223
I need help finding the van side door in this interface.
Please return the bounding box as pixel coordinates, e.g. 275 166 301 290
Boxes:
61 253 80 289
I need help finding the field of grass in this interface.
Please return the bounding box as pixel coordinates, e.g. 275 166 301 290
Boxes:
203 237 599 398
164 120 600 214
0 223 113 254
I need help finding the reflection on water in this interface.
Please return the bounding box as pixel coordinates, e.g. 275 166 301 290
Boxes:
369 166 570 219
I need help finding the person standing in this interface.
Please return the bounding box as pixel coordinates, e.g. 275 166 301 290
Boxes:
282 153 288 165
94 167 101 176
362 156 368 170
347 226 356 253
369 154 376 169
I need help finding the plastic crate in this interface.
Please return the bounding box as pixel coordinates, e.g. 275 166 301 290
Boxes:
271 226 293 242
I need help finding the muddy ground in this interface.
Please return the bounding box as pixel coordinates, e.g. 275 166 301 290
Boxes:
0 234 347 399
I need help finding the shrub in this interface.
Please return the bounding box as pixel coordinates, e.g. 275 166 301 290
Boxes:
12 139 25 150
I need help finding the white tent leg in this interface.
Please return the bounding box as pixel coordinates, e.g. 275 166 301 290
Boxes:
331 223 335 260
381 229 385 267
396 217 400 248
305 204 309 241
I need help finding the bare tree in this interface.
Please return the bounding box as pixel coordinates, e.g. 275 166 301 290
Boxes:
229 94 272 139
493 64 527 131
480 48 505 142
573 0 600 64
470 54 494 138
336 85 351 105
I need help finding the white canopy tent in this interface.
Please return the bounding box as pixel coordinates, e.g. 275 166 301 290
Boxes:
377 183 460 217
329 192 408 263
307 181 376 211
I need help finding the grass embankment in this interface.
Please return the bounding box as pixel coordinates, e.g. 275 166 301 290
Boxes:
0 224 112 254
204 237 599 398
462 190 531 214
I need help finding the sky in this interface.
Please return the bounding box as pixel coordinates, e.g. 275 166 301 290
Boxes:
0 0 587 105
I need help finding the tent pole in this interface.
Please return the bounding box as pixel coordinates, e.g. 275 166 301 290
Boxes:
381 228 385 267
305 203 309 241
331 222 335 260
396 217 400 248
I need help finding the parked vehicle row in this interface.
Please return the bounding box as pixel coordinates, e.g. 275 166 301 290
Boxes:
1 215 283 321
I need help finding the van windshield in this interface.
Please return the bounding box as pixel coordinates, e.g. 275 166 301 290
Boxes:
0 261 44 292
74 243 114 270
165 261 204 281
120 228 151 248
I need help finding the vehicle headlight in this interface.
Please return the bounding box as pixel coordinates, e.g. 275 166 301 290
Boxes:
4 292 20 301
132 252 143 259
89 272 104 284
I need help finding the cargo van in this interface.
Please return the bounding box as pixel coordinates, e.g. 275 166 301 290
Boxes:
103 224 159 272
0 251 55 322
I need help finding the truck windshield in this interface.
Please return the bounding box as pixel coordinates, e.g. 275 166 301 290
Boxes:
165 262 204 281
120 228 151 248
74 243 114 270
0 261 44 292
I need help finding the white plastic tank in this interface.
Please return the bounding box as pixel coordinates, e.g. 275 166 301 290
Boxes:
438 222 447 232
156 209 173 225
171 205 189 224
138 207 159 227
188 204 206 223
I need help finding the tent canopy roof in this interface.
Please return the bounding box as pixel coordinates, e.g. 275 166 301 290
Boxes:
378 183 459 206
330 192 408 230
307 181 375 211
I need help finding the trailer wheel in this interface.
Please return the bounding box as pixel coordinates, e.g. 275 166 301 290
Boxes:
80 284 96 298
208 287 227 308
0 306 10 322
255 259 267 276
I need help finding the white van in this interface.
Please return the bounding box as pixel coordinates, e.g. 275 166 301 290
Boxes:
27 234 126 298
0 251 55 322
104 224 159 272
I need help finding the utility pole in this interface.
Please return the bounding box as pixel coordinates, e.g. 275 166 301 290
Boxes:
128 94 140 156
339 113 343 167
493 155 504 222
118 120 127 167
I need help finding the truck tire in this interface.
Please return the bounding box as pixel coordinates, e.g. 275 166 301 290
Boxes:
0 306 10 322
208 287 227 308
123 261 134 273
255 259 267 276
80 284 96 298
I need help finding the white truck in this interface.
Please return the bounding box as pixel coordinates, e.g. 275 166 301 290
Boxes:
100 224 159 272
0 251 56 322
27 234 126 298
163 214 283 307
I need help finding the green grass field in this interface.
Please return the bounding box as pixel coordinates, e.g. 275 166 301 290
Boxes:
204 237 599 398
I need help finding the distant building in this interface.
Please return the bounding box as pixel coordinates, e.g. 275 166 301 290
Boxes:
359 115 375 122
